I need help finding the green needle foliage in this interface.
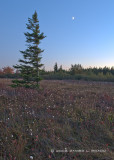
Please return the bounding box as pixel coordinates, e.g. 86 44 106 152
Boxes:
54 62 58 73
12 11 46 88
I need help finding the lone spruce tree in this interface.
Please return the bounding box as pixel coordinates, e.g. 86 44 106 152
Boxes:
12 11 46 88
54 62 58 73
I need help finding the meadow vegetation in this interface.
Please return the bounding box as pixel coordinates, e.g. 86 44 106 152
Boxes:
0 79 114 160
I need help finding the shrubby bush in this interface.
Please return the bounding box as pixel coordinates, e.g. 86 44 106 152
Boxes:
0 64 114 82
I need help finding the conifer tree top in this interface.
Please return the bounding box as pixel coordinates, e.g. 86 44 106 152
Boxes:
12 11 46 88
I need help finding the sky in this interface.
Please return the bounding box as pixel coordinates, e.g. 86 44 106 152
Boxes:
0 0 114 70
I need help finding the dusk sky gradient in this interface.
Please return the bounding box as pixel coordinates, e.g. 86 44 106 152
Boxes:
0 0 114 70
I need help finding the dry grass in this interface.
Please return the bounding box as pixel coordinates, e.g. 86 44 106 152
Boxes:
0 79 114 160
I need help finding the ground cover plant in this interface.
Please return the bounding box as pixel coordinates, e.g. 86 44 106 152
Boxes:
0 79 114 160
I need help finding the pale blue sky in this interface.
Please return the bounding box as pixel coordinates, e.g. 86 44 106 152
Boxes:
0 0 114 70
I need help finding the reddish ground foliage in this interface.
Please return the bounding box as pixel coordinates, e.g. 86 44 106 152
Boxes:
0 79 114 160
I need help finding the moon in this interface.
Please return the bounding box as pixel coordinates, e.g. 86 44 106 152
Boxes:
72 17 75 20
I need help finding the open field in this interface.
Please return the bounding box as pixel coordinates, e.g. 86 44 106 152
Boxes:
0 79 114 160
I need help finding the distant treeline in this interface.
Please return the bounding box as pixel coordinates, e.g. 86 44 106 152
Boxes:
0 64 114 82
40 63 114 82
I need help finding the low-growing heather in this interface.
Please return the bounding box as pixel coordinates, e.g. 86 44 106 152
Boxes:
0 79 114 160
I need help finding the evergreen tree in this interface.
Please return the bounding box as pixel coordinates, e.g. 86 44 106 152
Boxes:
58 65 63 72
70 64 83 75
12 11 46 88
54 62 58 73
